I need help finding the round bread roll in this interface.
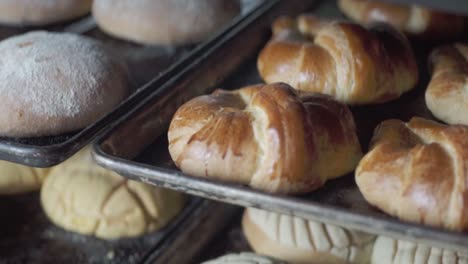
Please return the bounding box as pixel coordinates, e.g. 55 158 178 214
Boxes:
372 237 468 264
202 252 287 264
242 208 376 264
356 117 468 230
426 43 468 126
0 0 92 26
0 31 129 137
0 162 50 195
92 0 241 45
40 147 185 240
168 83 362 194
338 0 466 40
258 15 418 105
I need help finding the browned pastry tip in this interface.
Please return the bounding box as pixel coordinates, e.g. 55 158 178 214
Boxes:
258 15 418 105
168 83 362 194
338 0 467 40
426 43 468 126
356 117 468 230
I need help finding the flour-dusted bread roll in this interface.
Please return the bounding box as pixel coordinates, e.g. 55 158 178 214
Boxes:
92 0 241 45
371 237 468 264
242 208 376 264
0 31 129 137
0 0 92 26
338 0 466 40
168 83 362 194
202 252 287 264
0 162 50 195
356 117 468 230
258 15 418 105
426 43 468 126
41 147 185 240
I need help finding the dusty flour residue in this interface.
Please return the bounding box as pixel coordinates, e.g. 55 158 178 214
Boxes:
0 31 117 118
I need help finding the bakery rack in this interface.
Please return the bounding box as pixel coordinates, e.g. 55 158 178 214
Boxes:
92 0 468 254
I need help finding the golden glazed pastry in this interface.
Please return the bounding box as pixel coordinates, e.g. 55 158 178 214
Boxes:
426 43 468 126
257 15 418 105
356 117 468 230
202 252 286 264
0 162 50 195
92 0 241 45
41 147 185 240
242 208 376 264
338 0 466 39
0 0 92 26
168 83 362 194
371 237 468 264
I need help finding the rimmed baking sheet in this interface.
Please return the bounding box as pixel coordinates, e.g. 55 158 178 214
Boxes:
92 0 468 253
0 0 265 167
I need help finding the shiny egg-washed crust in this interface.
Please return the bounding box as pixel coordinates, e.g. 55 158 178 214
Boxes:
0 0 92 26
168 83 362 194
338 0 466 40
356 117 468 230
372 236 468 264
257 15 418 105
426 43 468 126
242 208 376 264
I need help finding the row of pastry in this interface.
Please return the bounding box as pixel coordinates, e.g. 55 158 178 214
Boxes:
168 0 468 232
203 208 468 264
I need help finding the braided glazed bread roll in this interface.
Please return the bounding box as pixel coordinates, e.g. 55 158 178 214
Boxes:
257 15 418 105
338 0 466 39
243 208 376 264
168 83 362 194
356 117 468 230
372 237 468 264
426 43 468 126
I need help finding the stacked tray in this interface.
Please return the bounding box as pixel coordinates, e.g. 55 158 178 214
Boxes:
0 0 264 167
93 0 468 254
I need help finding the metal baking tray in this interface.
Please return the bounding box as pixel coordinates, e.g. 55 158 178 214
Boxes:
93 0 468 253
0 193 237 264
0 0 265 167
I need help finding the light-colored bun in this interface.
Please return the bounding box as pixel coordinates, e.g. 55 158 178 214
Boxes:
92 0 241 45
40 147 185 240
371 237 468 264
0 0 92 26
168 83 362 194
426 43 468 126
202 252 286 264
0 31 129 137
242 208 375 264
0 162 50 195
356 117 468 230
338 0 466 39
258 15 418 105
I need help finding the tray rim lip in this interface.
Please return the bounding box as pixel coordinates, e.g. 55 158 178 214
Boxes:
93 143 468 252
0 0 270 167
